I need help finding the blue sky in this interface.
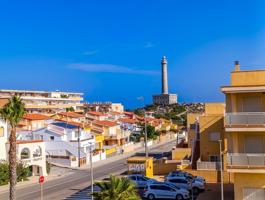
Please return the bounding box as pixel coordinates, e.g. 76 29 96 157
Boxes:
0 0 265 108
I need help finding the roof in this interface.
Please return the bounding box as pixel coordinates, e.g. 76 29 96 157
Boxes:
59 112 85 118
110 111 122 115
0 89 83 95
23 113 50 121
119 118 137 124
7 140 44 144
87 111 107 116
52 122 79 129
93 120 118 127
127 156 153 162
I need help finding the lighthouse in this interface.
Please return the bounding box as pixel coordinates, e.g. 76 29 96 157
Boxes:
152 56 177 105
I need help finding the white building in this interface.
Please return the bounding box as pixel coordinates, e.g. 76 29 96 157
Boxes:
0 120 47 176
0 89 84 114
33 121 102 167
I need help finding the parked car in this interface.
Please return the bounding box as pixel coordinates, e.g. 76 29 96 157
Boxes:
165 176 205 194
166 171 206 184
127 174 157 188
143 182 190 200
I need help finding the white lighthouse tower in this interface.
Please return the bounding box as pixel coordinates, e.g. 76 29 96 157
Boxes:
153 56 177 105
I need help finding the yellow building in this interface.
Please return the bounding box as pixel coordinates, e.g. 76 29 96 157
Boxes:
221 61 265 200
196 103 226 170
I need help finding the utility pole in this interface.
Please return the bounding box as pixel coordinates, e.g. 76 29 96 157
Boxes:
219 139 224 200
137 96 148 157
89 143 94 200
78 126 81 167
144 110 148 157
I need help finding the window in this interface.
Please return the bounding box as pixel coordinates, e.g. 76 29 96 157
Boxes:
33 146 42 157
209 155 220 162
129 176 136 181
21 148 30 159
50 136 54 141
138 176 147 181
0 127 4 137
209 132 220 141
169 179 187 184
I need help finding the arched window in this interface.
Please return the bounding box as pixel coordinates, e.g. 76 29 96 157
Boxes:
33 146 42 157
21 148 30 159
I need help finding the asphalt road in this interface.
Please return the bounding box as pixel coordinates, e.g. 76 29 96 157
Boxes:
0 140 176 200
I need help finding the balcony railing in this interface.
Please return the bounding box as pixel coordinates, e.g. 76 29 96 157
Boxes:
197 161 221 170
227 153 265 167
225 112 265 126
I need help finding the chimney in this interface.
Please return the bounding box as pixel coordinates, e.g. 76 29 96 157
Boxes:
234 60 240 71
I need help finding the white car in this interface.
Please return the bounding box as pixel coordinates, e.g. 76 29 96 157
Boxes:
143 182 190 200
165 176 205 194
127 174 157 188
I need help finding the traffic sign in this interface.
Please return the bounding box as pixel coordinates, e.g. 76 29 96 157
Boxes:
39 176 45 184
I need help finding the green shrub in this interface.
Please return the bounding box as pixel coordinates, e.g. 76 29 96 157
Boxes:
0 161 9 186
0 161 31 185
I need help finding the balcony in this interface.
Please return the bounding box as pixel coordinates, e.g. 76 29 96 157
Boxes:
197 161 221 171
225 112 265 131
227 153 265 171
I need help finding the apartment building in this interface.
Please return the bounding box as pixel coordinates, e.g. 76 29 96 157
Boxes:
0 89 84 114
221 61 265 200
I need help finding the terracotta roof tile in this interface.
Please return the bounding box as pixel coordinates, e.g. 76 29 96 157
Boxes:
93 120 118 127
59 112 85 118
23 113 50 121
87 111 107 116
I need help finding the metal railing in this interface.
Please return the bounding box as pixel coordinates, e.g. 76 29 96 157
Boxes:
197 161 221 170
227 153 265 166
225 112 265 126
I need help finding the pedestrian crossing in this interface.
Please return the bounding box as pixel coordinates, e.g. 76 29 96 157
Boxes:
64 186 99 200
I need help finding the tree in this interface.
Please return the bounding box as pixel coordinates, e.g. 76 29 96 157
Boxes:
92 175 140 200
141 125 160 140
0 96 25 200
66 107 75 112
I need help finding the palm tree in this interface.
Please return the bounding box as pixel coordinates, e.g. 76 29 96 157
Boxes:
0 96 25 200
92 175 140 200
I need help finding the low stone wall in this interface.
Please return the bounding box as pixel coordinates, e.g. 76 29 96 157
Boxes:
154 162 179 175
172 148 191 160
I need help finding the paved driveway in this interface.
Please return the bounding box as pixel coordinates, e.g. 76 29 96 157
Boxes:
198 183 234 200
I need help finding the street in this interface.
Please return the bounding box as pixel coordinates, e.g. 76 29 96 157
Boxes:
0 140 176 200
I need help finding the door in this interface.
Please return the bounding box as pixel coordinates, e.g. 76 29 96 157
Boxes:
245 136 264 153
137 176 148 188
243 188 265 200
158 185 176 199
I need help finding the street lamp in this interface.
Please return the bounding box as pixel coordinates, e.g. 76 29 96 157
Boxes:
88 142 94 200
219 139 224 200
137 96 148 157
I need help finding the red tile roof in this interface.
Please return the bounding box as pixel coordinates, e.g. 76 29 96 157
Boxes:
87 111 107 116
93 120 118 127
23 113 50 121
6 140 44 144
119 118 137 124
59 112 85 118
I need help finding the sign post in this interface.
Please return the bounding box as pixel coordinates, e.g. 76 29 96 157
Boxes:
39 176 45 200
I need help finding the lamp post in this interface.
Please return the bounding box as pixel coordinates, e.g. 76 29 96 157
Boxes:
78 126 81 167
219 139 224 200
88 142 94 200
137 96 148 157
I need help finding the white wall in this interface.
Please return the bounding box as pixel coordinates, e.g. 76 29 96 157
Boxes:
0 120 8 160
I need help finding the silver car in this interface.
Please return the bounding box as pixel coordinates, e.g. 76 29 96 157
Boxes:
143 182 190 200
127 174 157 188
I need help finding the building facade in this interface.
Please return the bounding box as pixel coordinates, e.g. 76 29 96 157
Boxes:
0 89 84 114
221 61 265 200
